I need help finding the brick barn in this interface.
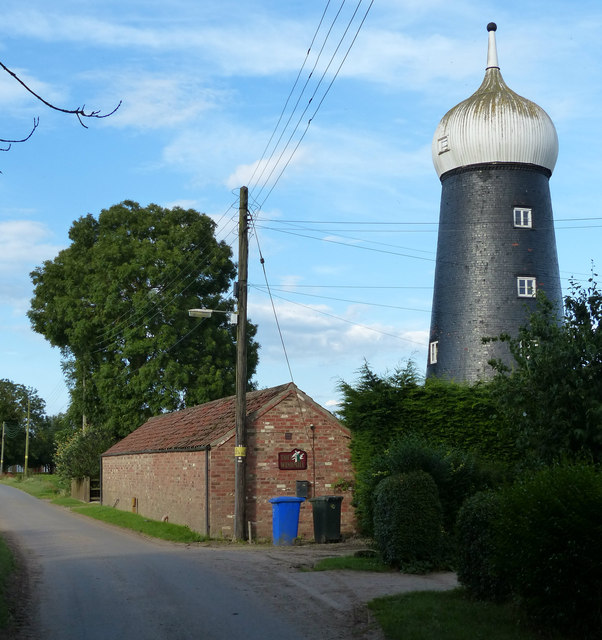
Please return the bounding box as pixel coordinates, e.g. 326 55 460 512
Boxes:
101 383 355 540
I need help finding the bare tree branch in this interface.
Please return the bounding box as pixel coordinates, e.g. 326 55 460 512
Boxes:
0 117 40 151
0 60 121 129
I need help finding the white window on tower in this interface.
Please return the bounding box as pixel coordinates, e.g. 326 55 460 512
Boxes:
513 207 532 228
437 136 450 154
429 341 439 364
517 277 537 298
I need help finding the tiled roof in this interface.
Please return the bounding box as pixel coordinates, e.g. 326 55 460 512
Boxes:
102 383 299 456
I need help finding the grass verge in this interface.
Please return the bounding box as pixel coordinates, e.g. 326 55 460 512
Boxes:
313 554 390 572
0 474 67 500
70 504 208 543
0 474 208 544
0 535 15 629
368 589 562 640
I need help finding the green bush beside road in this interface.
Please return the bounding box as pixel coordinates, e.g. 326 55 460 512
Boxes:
0 534 16 629
373 470 443 573
456 463 602 639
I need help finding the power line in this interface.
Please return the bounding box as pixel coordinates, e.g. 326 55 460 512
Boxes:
249 284 432 289
255 222 596 278
252 288 426 348
247 0 337 191
253 0 375 211
249 0 374 211
255 224 436 261
249 220 297 385
258 216 602 224
249 0 351 197
255 221 436 256
250 285 430 313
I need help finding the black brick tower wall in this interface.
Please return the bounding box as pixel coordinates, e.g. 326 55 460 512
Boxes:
427 162 562 382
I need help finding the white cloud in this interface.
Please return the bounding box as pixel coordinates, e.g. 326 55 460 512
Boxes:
1 8 310 76
106 74 231 130
218 123 432 214
303 130 433 183
0 68 65 113
0 221 62 314
2 11 173 49
0 221 62 270
162 126 247 185
161 123 314 194
278 275 304 290
341 30 480 88
162 199 200 211
249 296 427 367
227 146 312 192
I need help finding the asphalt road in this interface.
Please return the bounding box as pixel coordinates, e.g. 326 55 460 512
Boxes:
0 485 330 639
0 484 457 639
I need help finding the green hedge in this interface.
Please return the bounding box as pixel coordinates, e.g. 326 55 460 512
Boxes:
339 364 518 485
373 470 443 572
495 464 602 637
455 490 509 602
355 434 501 537
456 464 602 638
0 534 16 628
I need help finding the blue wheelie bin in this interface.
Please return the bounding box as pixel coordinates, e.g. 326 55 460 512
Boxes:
269 496 305 545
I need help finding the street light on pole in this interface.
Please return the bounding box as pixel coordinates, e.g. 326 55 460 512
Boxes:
234 186 249 541
187 184 249 542
188 308 238 324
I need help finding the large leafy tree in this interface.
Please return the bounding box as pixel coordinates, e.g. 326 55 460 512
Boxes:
488 277 602 463
28 201 259 438
0 379 48 469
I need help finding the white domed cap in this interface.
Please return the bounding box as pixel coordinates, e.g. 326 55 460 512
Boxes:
432 23 558 178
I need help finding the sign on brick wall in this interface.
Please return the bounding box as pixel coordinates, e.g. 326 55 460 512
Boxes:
278 449 307 470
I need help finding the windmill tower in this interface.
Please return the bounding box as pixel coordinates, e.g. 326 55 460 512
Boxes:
427 23 562 382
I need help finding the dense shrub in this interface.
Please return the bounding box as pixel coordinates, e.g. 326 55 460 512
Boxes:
488 280 602 465
354 436 443 535
373 470 443 572
455 490 509 601
436 447 508 532
339 362 518 487
355 434 501 537
54 425 114 480
494 464 602 638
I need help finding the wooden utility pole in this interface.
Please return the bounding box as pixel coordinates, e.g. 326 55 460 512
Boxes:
234 186 249 541
0 422 5 474
24 397 30 475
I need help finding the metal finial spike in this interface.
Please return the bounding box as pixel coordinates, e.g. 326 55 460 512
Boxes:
486 23 500 69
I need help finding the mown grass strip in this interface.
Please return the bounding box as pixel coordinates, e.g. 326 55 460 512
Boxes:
313 554 390 572
70 504 208 543
368 589 562 640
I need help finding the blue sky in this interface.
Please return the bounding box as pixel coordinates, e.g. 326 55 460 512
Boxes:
1 0 600 417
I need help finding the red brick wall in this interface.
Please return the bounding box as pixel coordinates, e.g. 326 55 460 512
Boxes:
102 389 356 541
207 434 236 538
244 391 355 540
102 451 209 534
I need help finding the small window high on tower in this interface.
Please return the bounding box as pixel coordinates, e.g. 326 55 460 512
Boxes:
437 136 450 154
514 207 532 228
429 341 439 364
517 277 537 298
